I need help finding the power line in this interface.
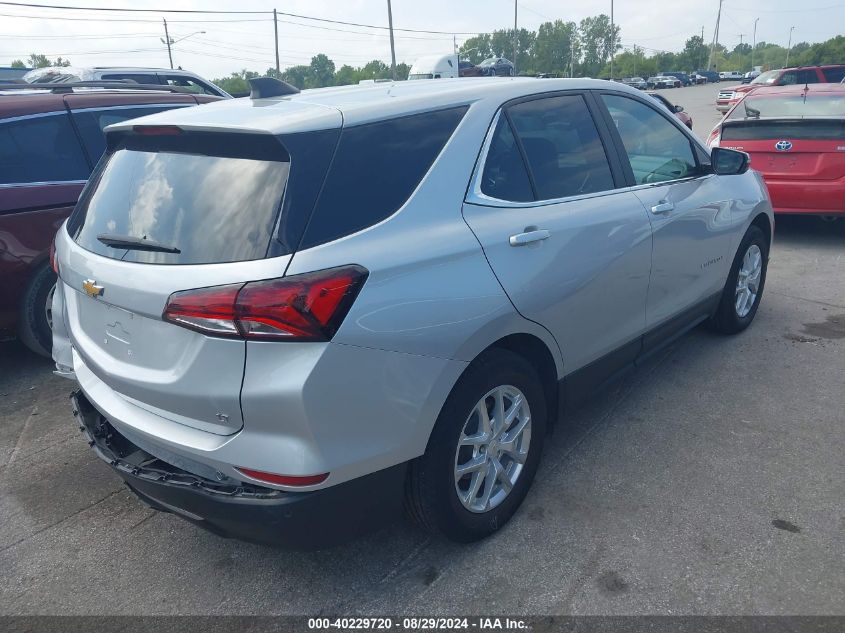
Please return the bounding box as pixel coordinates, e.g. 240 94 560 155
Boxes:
0 2 488 34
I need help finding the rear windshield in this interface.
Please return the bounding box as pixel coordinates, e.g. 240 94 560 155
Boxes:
721 119 845 141
727 94 845 120
71 137 289 265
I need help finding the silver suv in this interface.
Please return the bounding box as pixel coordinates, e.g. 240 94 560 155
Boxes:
52 77 773 547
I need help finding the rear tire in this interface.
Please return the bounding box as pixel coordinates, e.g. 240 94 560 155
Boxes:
406 349 547 542
709 225 769 334
17 263 56 358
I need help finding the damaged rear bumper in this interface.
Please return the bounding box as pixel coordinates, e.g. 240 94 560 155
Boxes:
72 390 407 549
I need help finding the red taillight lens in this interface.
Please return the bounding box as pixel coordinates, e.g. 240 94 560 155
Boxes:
162 266 368 342
707 126 721 148
236 467 329 487
133 125 182 136
49 238 58 274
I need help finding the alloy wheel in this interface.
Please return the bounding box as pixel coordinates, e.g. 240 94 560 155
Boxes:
453 385 531 513
735 244 762 318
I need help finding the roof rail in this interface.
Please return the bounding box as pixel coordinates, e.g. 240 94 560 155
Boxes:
0 80 192 94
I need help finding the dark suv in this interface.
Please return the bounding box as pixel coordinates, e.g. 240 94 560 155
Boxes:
0 83 219 356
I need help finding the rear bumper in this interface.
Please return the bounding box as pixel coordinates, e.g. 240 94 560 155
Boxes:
765 178 845 215
72 390 407 548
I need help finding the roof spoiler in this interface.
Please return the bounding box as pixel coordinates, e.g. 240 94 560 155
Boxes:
248 77 300 99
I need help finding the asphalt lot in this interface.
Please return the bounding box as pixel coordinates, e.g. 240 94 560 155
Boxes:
1 81 844 615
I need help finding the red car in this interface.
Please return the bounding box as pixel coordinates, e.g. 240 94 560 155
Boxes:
716 64 845 113
647 92 693 129
0 84 219 355
708 83 845 216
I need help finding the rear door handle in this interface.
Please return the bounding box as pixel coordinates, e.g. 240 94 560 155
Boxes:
509 229 551 246
651 201 674 214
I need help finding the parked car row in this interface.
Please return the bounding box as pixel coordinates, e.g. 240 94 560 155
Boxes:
716 64 845 112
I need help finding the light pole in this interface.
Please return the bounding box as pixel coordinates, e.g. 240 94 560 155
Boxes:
513 0 518 74
750 18 759 72
785 26 795 67
387 0 397 81
708 0 724 71
610 0 614 79
160 27 205 69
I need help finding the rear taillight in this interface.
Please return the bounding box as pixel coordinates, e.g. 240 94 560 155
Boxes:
707 126 721 148
162 265 368 342
49 238 58 274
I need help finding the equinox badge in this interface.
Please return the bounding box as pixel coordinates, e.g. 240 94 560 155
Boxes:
82 279 104 298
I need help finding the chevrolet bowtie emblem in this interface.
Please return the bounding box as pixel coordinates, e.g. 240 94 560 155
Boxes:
82 279 104 298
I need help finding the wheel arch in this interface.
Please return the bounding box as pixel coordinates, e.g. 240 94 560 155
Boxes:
750 211 773 248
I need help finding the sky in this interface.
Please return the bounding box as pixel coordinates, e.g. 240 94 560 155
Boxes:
1 0 843 79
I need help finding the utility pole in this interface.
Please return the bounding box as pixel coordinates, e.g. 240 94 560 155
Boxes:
453 35 457 55
162 18 173 69
513 0 518 74
273 9 280 75
571 36 575 77
751 18 759 71
698 25 704 70
738 33 745 71
387 0 397 81
708 0 723 71
610 0 614 79
785 25 795 67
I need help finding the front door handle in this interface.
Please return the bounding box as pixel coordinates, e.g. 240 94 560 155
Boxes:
509 229 551 246
651 201 674 214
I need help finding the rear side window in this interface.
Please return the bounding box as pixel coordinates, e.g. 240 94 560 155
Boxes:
72 106 185 164
507 95 615 200
823 67 845 82
481 116 533 202
71 134 290 265
0 113 89 185
299 106 467 249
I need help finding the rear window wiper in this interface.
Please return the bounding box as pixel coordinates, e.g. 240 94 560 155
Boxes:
97 234 181 254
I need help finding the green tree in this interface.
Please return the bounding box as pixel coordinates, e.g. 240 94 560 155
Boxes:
680 35 708 71
534 20 578 75
10 59 26 68
489 28 535 72
578 15 619 77
334 64 360 86
281 65 309 89
210 69 258 95
459 34 493 64
24 53 71 68
307 53 335 88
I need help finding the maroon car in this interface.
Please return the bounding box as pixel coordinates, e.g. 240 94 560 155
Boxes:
0 85 219 356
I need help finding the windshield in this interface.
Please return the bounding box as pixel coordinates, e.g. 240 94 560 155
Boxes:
479 58 496 67
728 93 845 120
751 70 781 85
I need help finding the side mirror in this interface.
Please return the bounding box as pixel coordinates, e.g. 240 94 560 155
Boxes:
711 147 750 175
674 104 685 113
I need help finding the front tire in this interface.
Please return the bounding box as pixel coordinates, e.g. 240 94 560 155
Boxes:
406 349 547 542
17 263 57 358
710 225 769 334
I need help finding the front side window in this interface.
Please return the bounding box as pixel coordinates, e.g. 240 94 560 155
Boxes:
507 95 615 200
0 113 89 185
602 94 698 185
